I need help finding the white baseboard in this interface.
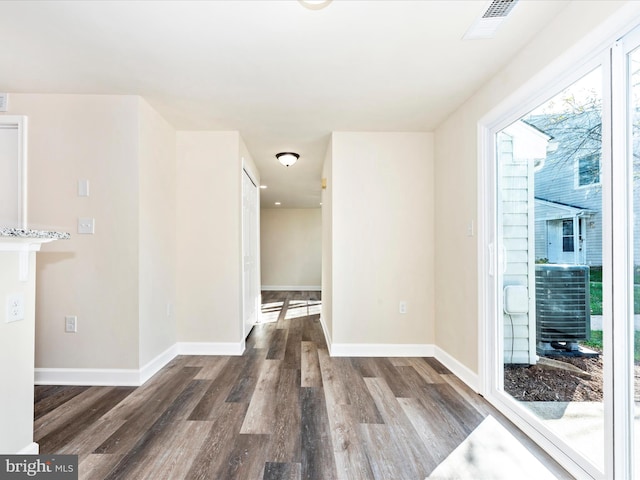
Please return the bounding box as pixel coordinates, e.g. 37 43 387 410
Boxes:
17 442 39 455
319 315 332 354
35 345 180 387
139 344 178 385
329 343 435 357
32 337 479 398
322 327 479 393
34 367 142 386
176 341 245 356
434 346 479 392
261 285 322 291
34 341 245 386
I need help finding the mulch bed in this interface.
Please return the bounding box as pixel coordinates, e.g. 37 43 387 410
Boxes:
504 355 605 402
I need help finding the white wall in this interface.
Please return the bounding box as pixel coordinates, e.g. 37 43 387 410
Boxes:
176 131 243 344
261 208 321 289
2 95 252 374
0 251 36 453
329 132 435 348
433 0 633 373
8 94 142 370
2 94 179 375
138 98 177 368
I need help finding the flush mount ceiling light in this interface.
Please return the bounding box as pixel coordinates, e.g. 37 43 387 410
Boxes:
298 0 332 11
276 152 300 167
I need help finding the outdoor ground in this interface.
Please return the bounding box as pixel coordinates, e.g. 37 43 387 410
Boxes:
505 356 640 402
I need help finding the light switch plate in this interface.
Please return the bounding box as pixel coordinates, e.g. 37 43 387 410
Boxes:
65 315 77 333
0 93 8 112
78 217 95 234
78 179 90 197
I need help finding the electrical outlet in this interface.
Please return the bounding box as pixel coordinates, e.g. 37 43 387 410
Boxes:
6 294 25 323
65 315 77 333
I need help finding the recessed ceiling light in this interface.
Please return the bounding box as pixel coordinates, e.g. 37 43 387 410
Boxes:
275 202 281 206
260 185 268 189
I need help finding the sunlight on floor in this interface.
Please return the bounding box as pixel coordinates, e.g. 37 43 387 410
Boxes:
259 297 322 323
260 301 284 323
426 415 558 480
285 300 322 319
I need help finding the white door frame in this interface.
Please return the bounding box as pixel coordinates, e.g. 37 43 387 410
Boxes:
547 217 585 265
241 163 260 341
0 116 28 229
610 29 639 480
480 59 607 480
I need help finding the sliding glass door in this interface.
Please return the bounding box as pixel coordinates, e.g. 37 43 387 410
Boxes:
496 65 607 475
484 26 640 479
623 33 640 480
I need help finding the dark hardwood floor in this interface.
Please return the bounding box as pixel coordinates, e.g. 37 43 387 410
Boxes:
34 291 571 479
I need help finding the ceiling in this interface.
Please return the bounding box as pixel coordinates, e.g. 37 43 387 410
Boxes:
0 0 570 208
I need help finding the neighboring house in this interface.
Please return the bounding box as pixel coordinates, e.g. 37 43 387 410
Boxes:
528 108 640 268
526 109 604 267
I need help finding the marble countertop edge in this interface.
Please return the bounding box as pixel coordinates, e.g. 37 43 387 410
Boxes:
0 227 71 240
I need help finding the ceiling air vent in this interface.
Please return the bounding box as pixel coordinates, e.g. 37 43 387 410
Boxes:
483 0 518 18
463 0 519 40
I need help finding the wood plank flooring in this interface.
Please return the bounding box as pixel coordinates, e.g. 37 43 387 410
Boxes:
34 291 572 480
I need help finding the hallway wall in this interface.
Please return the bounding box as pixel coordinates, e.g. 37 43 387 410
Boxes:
260 208 321 290
327 131 435 350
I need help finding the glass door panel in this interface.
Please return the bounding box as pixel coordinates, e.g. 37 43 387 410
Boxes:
629 44 640 479
497 67 605 472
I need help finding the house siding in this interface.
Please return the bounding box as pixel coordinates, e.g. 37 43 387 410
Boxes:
499 132 534 365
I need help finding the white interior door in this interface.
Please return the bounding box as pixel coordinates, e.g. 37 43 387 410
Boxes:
242 169 259 339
